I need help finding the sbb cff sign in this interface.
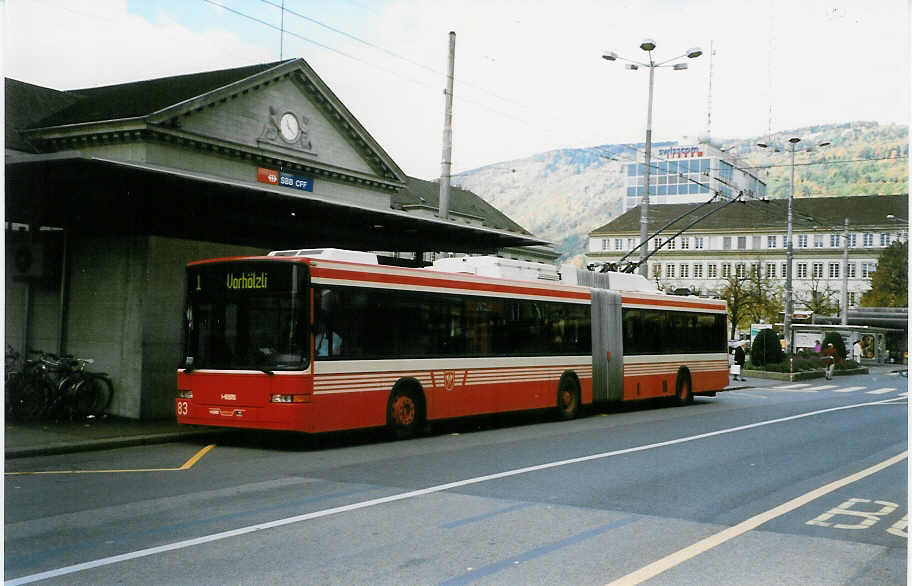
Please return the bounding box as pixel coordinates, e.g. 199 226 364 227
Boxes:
257 167 314 192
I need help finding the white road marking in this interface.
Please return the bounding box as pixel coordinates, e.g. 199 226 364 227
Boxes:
775 383 812 389
767 387 819 393
801 385 838 391
866 388 897 395
833 386 867 393
606 451 908 585
5 398 904 586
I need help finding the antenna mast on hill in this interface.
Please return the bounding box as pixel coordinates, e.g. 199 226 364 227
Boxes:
763 3 775 186
706 40 714 141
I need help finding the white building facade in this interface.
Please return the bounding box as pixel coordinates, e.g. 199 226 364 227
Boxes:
587 194 908 311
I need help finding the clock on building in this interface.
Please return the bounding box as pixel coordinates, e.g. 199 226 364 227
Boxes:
279 112 300 143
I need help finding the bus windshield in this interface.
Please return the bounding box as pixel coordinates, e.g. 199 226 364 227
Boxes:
183 261 309 371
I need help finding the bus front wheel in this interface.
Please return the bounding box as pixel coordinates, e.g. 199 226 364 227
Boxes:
387 387 424 439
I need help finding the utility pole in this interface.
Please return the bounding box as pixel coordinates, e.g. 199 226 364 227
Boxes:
438 31 456 220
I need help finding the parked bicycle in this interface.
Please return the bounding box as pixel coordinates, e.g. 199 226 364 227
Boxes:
6 348 113 422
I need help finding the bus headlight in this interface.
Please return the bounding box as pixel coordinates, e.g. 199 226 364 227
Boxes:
177 390 193 399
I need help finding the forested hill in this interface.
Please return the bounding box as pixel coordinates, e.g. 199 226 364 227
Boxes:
452 121 908 264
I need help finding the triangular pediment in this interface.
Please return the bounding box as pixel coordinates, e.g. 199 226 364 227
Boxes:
149 59 405 184
21 59 406 186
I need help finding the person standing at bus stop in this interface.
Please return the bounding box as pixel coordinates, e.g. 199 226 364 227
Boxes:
732 341 747 382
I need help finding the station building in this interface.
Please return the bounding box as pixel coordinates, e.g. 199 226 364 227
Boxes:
5 58 547 420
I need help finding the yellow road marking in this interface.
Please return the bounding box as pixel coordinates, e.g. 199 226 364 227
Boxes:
607 450 908 585
5 444 216 476
178 443 216 470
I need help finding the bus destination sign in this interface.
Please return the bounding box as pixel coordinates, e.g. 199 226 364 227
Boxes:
256 167 314 192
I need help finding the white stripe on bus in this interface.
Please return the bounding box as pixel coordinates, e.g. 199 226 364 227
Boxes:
311 277 591 304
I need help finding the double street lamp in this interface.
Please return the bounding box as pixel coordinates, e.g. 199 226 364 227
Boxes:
602 40 703 277
757 137 830 352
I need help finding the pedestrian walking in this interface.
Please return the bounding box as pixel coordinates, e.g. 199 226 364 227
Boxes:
823 343 837 380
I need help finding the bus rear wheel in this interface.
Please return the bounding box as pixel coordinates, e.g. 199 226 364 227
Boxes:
675 372 693 405
387 388 423 439
556 376 581 420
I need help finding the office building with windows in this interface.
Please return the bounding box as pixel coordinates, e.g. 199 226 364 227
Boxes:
623 142 767 212
587 194 907 312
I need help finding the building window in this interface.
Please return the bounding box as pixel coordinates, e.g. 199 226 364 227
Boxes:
880 233 890 246
666 264 675 278
848 263 856 278
812 262 824 279
652 264 661 279
680 264 689 278
766 263 776 278
707 264 717 278
601 239 609 250
848 234 857 247
862 262 876 278
694 237 704 249
782 262 788 278
735 263 746 278
694 264 704 278
737 236 747 249
848 292 857 306
863 233 874 247
721 263 731 278
797 263 808 278
767 235 777 248
813 235 824 248
680 237 689 250
665 238 676 250
627 238 636 250
828 263 840 279
614 238 623 250
723 237 732 250
830 234 840 247
798 234 808 248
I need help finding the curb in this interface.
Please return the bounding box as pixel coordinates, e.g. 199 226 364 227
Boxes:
5 429 230 460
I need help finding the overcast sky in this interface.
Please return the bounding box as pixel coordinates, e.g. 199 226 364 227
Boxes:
4 0 909 179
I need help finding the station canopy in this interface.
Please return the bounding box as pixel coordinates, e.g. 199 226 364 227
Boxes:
6 59 543 253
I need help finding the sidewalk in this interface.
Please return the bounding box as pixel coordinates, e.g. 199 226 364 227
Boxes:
5 365 905 460
4 416 228 460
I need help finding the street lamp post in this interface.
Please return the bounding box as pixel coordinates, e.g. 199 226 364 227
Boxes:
841 217 849 325
602 40 702 277
757 137 830 353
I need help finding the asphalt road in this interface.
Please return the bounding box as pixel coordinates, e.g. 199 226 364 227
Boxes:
5 371 907 585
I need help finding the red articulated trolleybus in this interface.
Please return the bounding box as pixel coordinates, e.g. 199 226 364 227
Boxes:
176 249 729 437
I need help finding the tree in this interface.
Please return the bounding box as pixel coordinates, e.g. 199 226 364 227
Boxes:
744 259 784 325
716 275 754 339
861 241 908 307
750 327 784 366
795 277 841 316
